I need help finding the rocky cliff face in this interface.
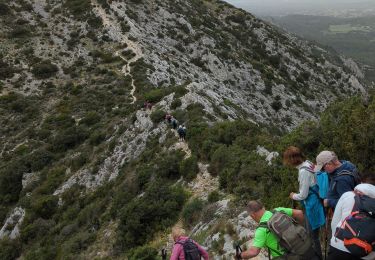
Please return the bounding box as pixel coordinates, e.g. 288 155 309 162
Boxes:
0 0 367 259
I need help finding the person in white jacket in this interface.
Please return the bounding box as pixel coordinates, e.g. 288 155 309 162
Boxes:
329 173 375 260
283 146 325 259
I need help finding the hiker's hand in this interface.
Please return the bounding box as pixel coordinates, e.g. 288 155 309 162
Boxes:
289 192 295 199
324 199 328 207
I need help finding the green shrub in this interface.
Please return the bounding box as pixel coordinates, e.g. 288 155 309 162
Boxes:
0 161 26 204
89 130 106 145
182 198 205 227
0 238 21 260
0 60 16 80
50 126 88 152
128 245 158 260
31 60 58 79
179 155 199 181
117 181 186 251
171 98 182 109
157 150 185 179
208 190 221 203
0 2 10 15
24 244 57 260
30 195 58 219
61 231 96 254
150 109 165 124
25 148 54 171
64 0 91 17
271 100 282 111
79 111 101 126
144 88 166 103
9 26 31 38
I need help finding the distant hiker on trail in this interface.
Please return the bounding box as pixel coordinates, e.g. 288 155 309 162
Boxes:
238 200 318 260
170 226 209 260
314 151 361 209
165 113 172 123
144 100 152 110
283 146 325 259
329 171 375 260
171 117 178 129
182 124 186 139
177 125 186 141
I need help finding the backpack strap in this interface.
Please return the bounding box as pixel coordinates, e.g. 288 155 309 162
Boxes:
300 165 315 174
258 219 285 257
337 169 361 185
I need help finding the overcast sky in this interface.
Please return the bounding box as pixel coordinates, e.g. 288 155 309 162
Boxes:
224 0 375 16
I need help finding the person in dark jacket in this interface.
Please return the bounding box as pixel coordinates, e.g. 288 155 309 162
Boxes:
314 151 360 209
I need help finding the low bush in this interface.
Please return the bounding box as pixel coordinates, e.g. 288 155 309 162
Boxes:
0 238 21 260
30 195 58 219
117 181 186 251
31 60 58 79
128 245 158 260
182 198 205 227
150 109 165 124
179 155 199 181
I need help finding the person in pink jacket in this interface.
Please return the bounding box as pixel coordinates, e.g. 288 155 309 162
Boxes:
170 226 209 260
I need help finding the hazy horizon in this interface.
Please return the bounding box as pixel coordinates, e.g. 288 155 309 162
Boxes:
225 0 375 16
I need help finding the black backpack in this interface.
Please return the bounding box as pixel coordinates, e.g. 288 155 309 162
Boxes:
335 194 375 257
175 238 201 260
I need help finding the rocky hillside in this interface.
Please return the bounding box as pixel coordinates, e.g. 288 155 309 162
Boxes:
0 0 369 259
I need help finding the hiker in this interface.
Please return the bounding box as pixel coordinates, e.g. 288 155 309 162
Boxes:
314 151 361 209
171 117 178 129
177 125 185 141
283 146 325 259
170 226 209 260
329 171 375 260
182 125 186 140
144 100 152 110
238 200 318 260
165 113 172 123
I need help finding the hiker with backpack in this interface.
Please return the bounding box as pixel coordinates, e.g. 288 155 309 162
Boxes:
283 146 325 259
238 200 318 260
170 226 209 260
177 125 186 141
314 151 361 209
329 171 375 260
171 117 178 129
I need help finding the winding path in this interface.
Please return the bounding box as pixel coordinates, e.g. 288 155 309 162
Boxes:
92 0 143 104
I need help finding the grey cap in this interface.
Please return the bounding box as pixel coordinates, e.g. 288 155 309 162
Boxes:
314 151 335 172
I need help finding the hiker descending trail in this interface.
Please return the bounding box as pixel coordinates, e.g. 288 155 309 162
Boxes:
283 146 325 259
92 0 142 104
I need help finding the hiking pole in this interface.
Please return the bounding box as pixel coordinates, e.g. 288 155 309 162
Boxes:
161 248 167 260
324 208 329 260
235 242 242 260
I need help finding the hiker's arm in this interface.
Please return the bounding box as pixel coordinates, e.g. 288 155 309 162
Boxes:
240 246 261 259
196 244 209 260
292 170 310 200
169 244 182 260
292 209 304 225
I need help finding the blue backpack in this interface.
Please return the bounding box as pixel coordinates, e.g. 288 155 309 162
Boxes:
301 166 329 199
315 171 329 199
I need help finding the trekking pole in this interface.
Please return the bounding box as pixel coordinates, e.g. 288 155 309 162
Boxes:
324 208 329 260
235 242 242 260
161 248 167 260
